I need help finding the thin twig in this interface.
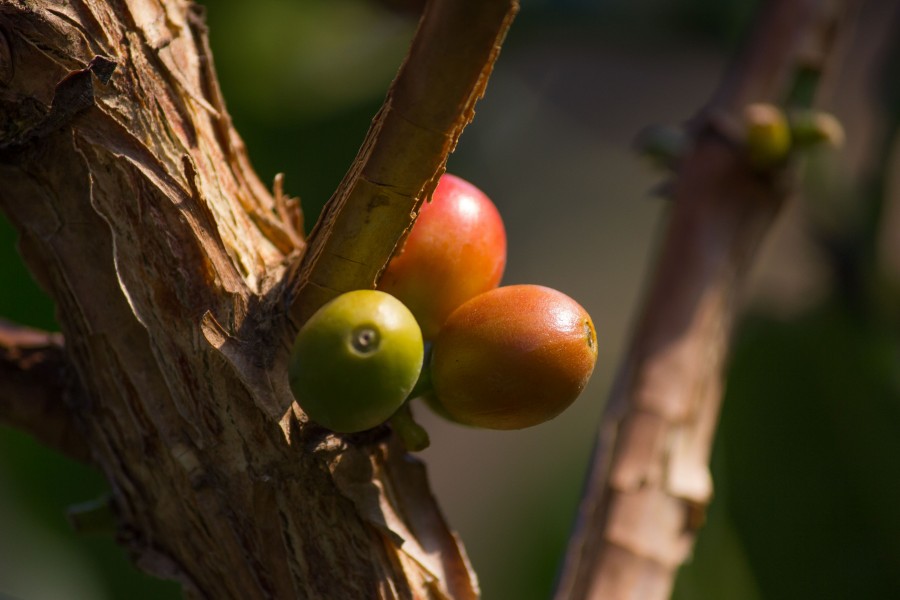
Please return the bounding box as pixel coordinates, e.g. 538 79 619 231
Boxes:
273 172 305 248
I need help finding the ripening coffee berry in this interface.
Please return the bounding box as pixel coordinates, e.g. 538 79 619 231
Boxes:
378 173 507 340
789 109 845 149
428 285 597 430
743 103 791 168
289 290 424 433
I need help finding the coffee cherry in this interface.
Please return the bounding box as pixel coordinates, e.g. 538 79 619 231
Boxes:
744 103 791 168
429 285 597 430
289 290 424 433
378 173 507 340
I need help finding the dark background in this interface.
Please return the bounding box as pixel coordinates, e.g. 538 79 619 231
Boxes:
2 1 898 598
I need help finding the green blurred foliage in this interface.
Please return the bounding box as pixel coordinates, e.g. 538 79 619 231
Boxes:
2 0 899 598
717 305 900 599
675 304 900 600
202 0 417 226
0 431 181 599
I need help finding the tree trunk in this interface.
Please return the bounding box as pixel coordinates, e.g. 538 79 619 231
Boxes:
0 0 516 597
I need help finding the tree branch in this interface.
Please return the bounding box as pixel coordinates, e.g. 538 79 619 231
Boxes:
288 0 519 326
0 0 514 596
0 320 89 462
554 1 858 598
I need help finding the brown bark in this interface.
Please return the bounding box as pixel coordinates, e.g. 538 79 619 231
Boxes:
554 1 858 599
0 0 515 597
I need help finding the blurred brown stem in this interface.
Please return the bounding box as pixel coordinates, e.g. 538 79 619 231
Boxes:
0 320 89 462
555 1 858 598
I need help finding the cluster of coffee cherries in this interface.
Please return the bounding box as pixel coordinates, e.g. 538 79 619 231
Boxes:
742 102 844 169
289 174 597 447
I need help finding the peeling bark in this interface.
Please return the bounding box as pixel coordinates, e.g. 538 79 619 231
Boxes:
0 0 516 596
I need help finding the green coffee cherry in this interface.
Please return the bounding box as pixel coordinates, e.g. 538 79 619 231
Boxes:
789 109 845 149
289 290 424 433
744 103 791 168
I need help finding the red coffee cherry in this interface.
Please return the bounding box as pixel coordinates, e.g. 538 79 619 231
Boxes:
378 173 507 340
429 285 597 430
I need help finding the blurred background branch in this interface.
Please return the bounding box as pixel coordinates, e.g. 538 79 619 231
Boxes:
556 1 862 598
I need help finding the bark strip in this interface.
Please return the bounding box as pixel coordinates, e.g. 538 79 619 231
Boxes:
288 0 519 327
